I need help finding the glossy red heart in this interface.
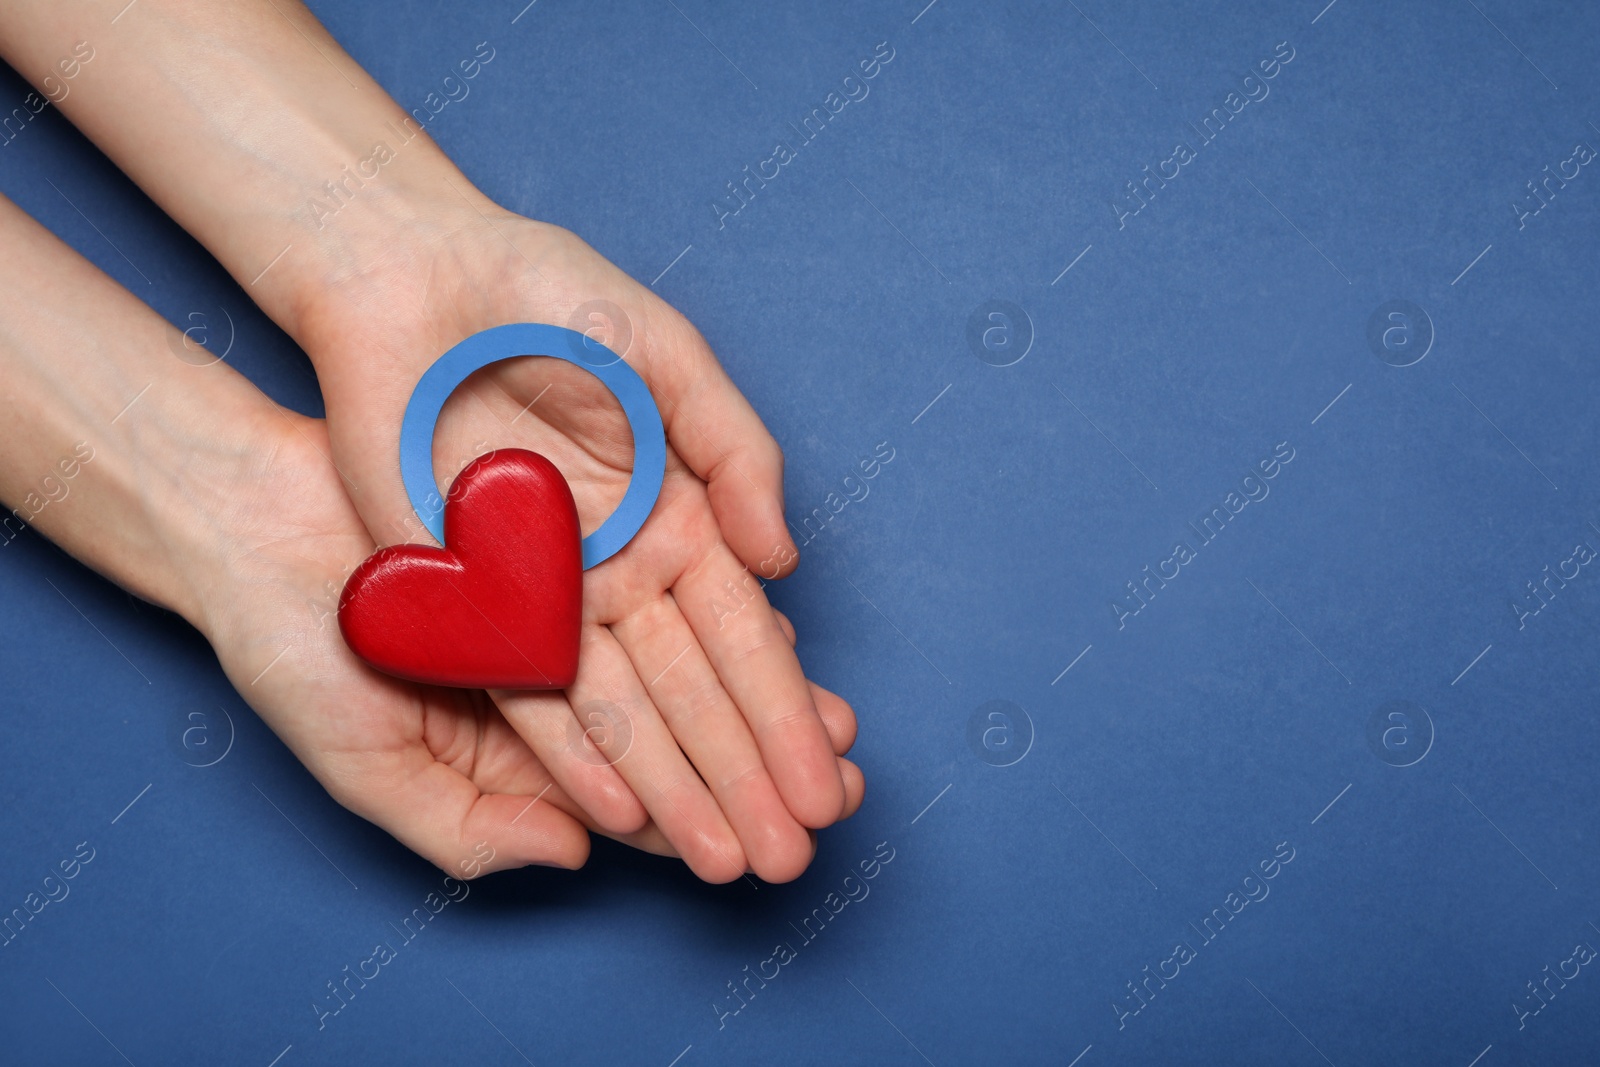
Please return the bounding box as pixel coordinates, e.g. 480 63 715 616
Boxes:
338 449 581 689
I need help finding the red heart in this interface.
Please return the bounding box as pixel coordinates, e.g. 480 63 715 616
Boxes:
338 449 582 689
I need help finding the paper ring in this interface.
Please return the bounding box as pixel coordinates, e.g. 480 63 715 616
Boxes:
398 323 665 569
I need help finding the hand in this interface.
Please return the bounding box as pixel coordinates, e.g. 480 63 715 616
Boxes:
0 189 758 878
298 207 864 883
192 403 644 873
0 0 865 883
189 401 864 877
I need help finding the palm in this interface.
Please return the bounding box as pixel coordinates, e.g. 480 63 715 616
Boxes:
200 412 671 874
300 214 861 883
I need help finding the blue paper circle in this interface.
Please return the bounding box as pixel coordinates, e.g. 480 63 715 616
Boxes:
398 323 666 569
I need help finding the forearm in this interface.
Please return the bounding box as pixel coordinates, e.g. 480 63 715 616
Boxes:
0 193 279 629
0 0 492 345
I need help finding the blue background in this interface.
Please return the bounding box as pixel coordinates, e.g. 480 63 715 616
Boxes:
3 1 1598 1063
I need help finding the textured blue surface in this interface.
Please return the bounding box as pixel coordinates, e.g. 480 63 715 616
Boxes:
3 1 1599 1063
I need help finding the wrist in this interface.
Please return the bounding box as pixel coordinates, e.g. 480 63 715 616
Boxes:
2 0 541 355
251 136 513 347
285 192 571 376
0 352 297 637
162 401 370 651
99 375 309 637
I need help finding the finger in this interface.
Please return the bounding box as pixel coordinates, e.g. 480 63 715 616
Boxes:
491 762 684 862
779 613 860 761
645 312 797 577
464 733 682 861
773 607 796 646
737 771 856 864
486 682 650 836
809 680 858 756
465 707 645 832
336 752 591 877
597 821 680 859
839 758 865 819
612 596 815 883
676 544 845 829
567 625 751 883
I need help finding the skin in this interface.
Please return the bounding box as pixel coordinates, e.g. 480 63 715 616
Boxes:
0 1 864 881
0 193 862 876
